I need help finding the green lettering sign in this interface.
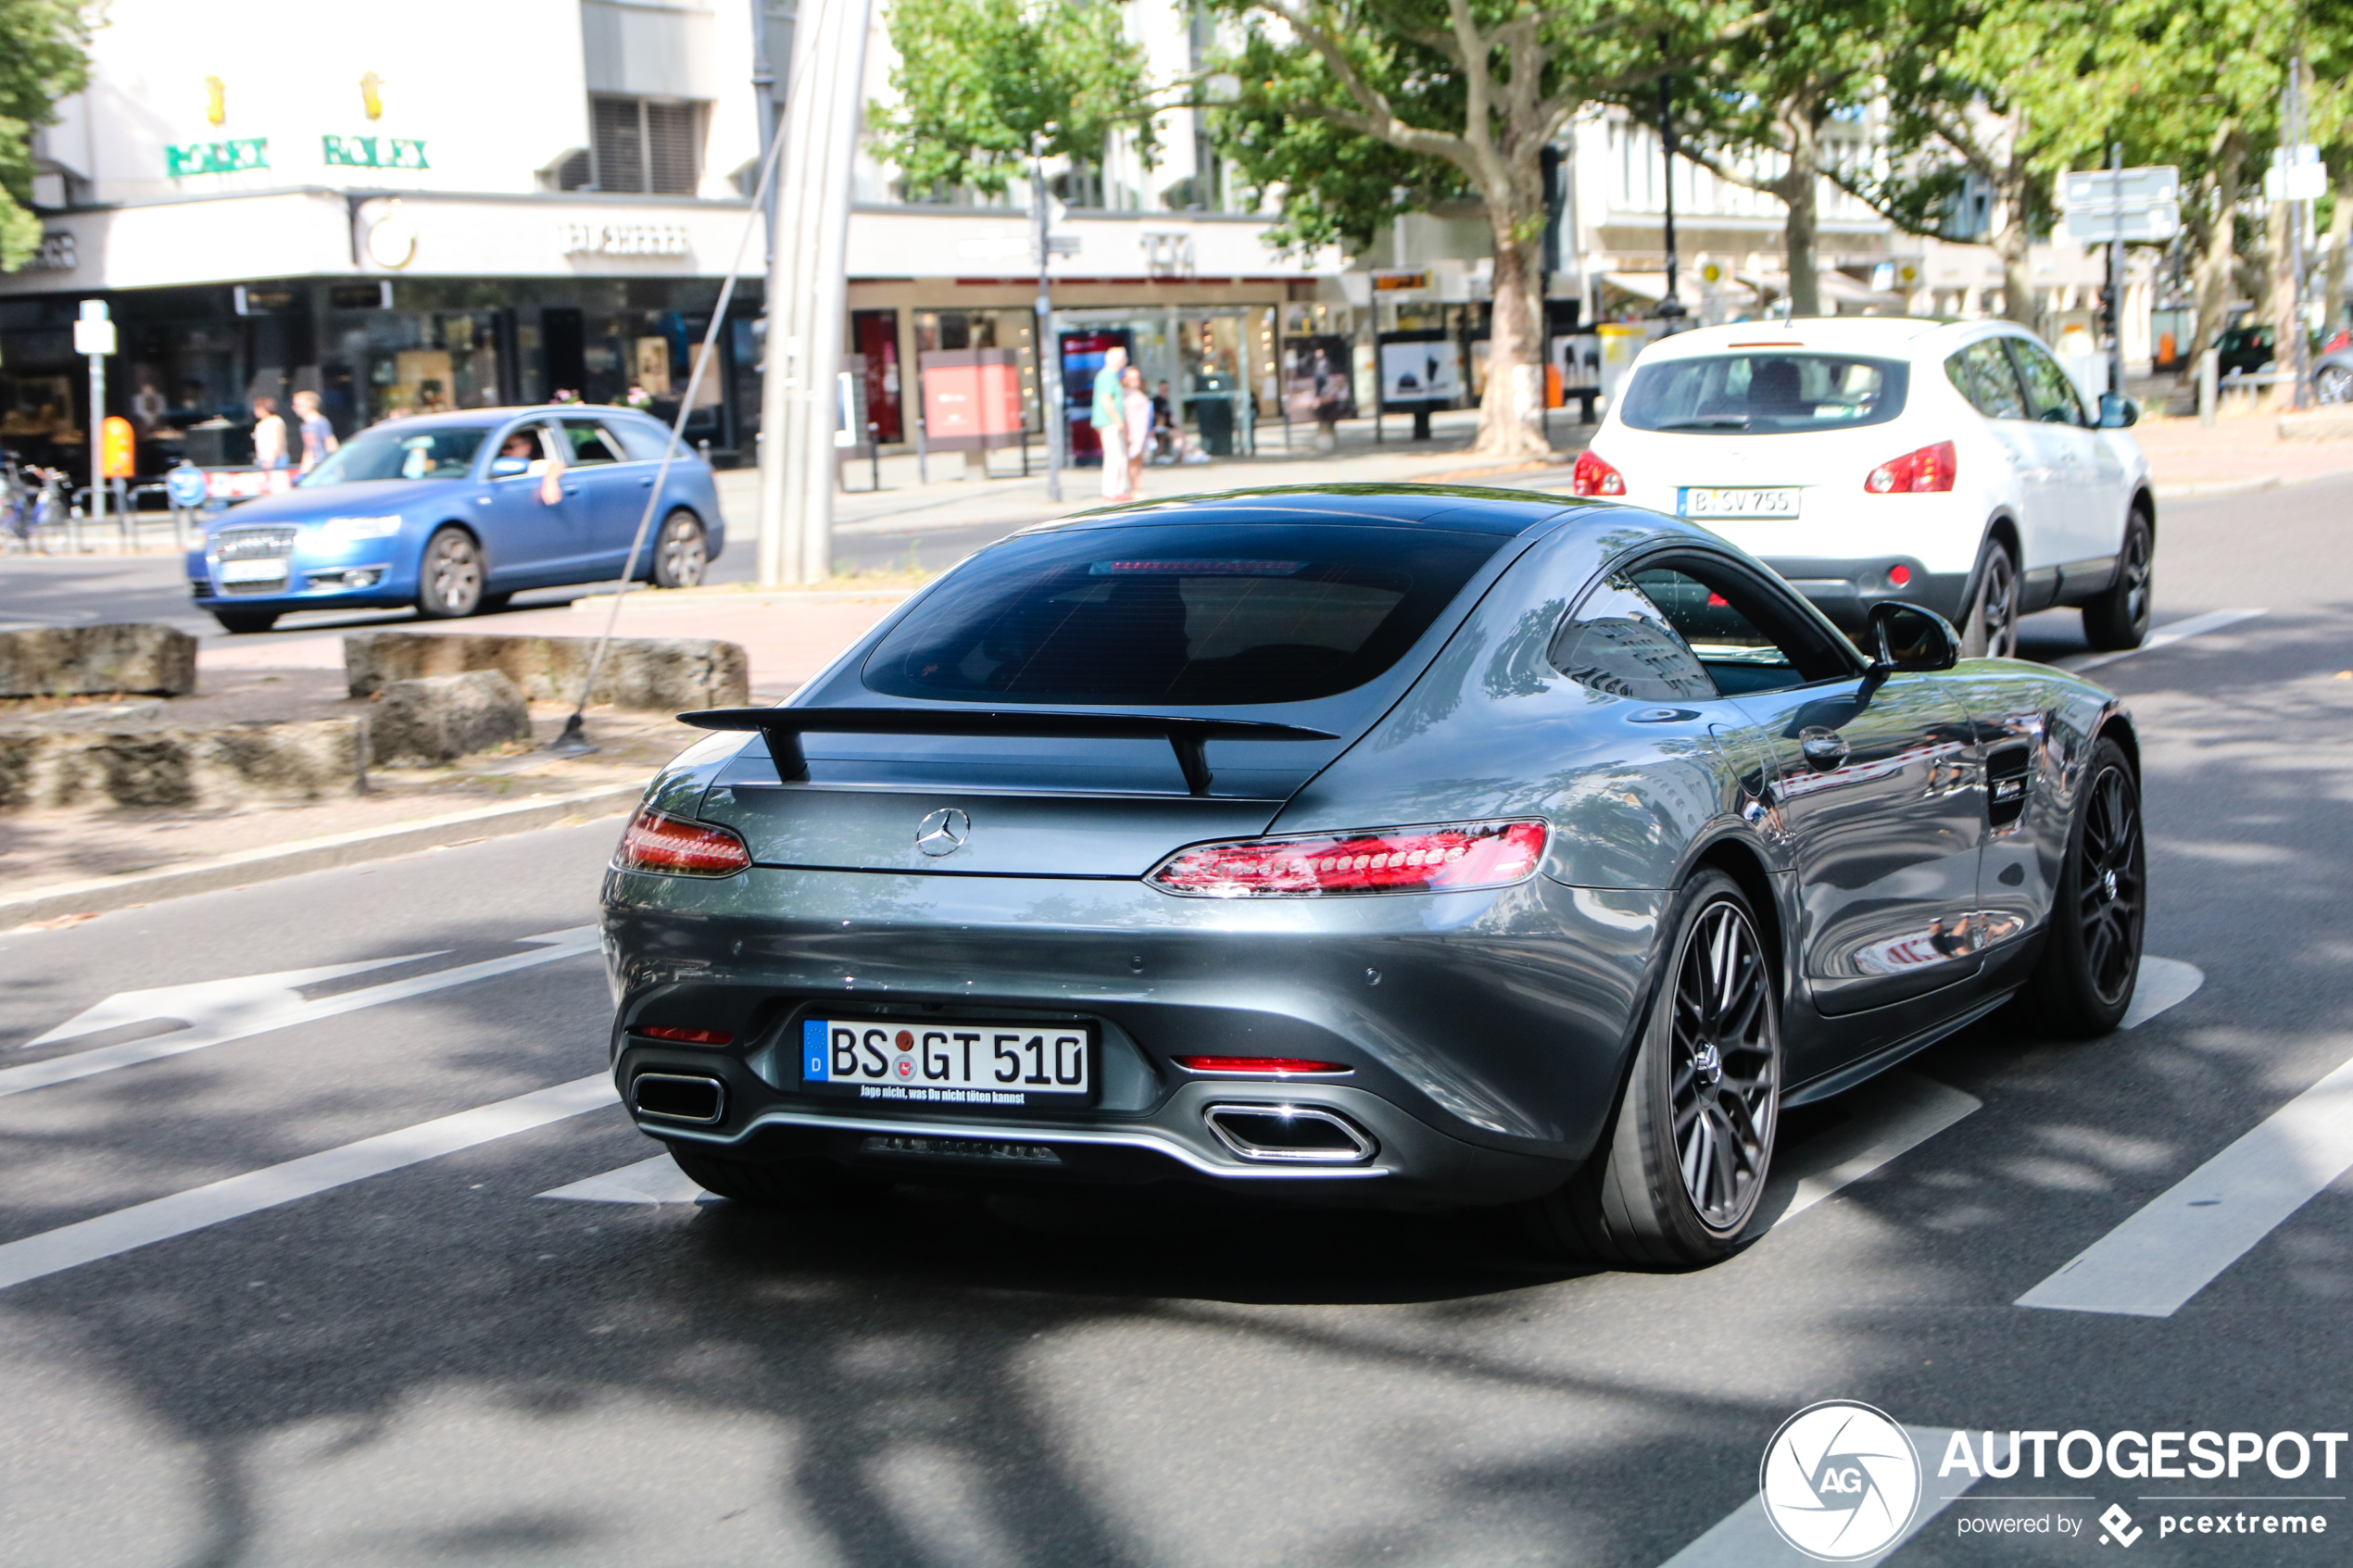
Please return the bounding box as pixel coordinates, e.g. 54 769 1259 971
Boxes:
164 138 270 177
322 134 430 170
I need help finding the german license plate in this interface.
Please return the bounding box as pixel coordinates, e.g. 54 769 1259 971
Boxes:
219 558 288 583
1679 487 1801 519
800 1017 1093 1105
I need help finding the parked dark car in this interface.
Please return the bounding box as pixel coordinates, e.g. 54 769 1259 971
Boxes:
184 407 723 633
599 484 2145 1267
2216 322 2276 378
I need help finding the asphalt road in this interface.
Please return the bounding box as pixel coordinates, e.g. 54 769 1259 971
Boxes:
0 478 2346 1565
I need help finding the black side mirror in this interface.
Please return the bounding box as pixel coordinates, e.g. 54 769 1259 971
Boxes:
1867 601 1960 673
2097 392 2139 429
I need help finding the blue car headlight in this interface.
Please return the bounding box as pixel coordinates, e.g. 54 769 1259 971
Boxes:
317 515 405 547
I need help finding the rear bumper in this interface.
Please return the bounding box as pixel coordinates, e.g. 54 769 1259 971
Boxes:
1757 555 1971 629
600 864 1664 1207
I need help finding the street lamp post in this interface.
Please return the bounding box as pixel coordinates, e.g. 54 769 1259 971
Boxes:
74 302 116 547
1656 77 1686 331
1034 146 1064 505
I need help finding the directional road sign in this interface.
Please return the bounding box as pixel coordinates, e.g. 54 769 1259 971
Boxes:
2063 205 2181 245
2062 166 2181 211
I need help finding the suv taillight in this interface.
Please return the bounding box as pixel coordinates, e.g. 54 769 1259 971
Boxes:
1572 450 1626 496
1148 820 1547 897
1865 441 1957 494
613 807 751 876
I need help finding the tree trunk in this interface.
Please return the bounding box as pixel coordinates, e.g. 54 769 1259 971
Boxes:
2189 131 2246 371
2326 175 2353 340
1993 160 2036 329
1474 196 1552 459
2269 175 2298 382
1780 107 1822 317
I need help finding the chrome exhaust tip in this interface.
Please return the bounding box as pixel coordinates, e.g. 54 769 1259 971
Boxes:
631 1072 727 1125
1202 1103 1377 1163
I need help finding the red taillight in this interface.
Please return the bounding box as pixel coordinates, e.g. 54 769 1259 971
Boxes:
1864 440 1957 494
1571 449 1626 496
1171 1056 1350 1075
613 807 751 877
1888 564 1912 586
1147 820 1547 898
632 1024 736 1045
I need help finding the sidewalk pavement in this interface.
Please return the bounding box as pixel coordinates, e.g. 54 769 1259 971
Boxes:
2126 410 2353 497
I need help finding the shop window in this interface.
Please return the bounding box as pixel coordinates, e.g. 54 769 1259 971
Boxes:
585 95 703 195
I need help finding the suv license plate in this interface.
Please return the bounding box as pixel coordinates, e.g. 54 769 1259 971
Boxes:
1679 487 1801 519
801 1017 1092 1106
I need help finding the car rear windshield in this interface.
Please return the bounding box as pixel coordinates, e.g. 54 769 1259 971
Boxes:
300 425 490 484
1618 353 1908 433
862 521 1506 707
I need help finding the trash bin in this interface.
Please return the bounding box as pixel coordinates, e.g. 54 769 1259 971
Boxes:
1189 395 1235 456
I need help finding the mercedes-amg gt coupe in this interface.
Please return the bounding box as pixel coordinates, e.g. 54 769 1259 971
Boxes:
600 484 2143 1265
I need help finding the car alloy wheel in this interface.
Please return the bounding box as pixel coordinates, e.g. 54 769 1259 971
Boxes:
2082 510 2153 651
417 525 483 619
1525 870 1781 1267
1964 543 2018 659
2073 759 2144 1008
2015 737 2145 1037
653 510 707 589
2318 365 2353 405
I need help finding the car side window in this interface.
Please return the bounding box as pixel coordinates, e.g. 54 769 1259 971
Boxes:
1624 554 1859 696
560 420 626 465
608 418 684 463
1946 340 2029 420
1550 573 1719 702
2006 339 2087 426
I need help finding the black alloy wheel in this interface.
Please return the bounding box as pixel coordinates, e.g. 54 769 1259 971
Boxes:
2082 509 2153 651
652 509 708 589
416 525 484 619
2317 364 2353 405
2015 737 2145 1036
210 609 278 634
1962 540 2019 659
1526 870 1781 1266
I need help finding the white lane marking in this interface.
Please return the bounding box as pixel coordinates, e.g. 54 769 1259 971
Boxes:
2018 1053 2353 1317
0 1075 617 1293
2122 957 2204 1030
2067 608 2265 673
1661 1428 1972 1566
0 926 599 1101
1766 1072 1982 1228
26 952 445 1047
539 1154 715 1205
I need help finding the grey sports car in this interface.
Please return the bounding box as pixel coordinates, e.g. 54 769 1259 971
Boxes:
600 484 2143 1265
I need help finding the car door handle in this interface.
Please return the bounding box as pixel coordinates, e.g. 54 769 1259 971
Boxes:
638 477 654 487
1799 727 1849 771
564 485 581 495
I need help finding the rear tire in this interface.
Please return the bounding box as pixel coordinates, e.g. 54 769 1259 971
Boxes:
415 524 484 619
2013 736 2145 1036
1524 871 1781 1267
2081 508 2153 651
1959 537 2019 659
666 1144 889 1210
210 609 278 634
651 509 707 589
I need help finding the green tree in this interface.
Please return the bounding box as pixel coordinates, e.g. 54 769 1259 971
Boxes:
869 0 1159 202
1204 0 1758 458
0 0 93 272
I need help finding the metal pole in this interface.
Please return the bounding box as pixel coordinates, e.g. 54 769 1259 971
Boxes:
86 353 105 548
757 0 871 585
1656 76 1684 329
1034 152 1063 504
2108 144 2125 400
749 0 783 262
2290 56 2312 410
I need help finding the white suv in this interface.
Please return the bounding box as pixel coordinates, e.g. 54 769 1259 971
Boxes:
1572 318 2155 654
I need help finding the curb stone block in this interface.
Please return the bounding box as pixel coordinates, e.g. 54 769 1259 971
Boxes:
0 718 368 811
371 671 532 764
344 632 749 710
0 624 197 696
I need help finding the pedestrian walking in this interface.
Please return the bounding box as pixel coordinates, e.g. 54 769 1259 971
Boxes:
249 396 289 470
1122 365 1152 500
1092 345 1129 500
293 390 338 474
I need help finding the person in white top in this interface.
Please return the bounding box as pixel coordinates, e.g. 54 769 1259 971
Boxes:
1122 365 1152 500
249 396 288 470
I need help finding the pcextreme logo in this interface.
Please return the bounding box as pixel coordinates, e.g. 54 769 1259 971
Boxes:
1760 1400 1923 1561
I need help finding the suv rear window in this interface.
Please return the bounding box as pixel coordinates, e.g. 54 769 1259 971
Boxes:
1618 353 1908 433
862 521 1505 706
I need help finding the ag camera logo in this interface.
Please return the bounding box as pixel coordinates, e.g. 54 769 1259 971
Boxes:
1761 1401 1923 1561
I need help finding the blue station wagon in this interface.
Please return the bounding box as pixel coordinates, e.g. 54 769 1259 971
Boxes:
185 407 724 633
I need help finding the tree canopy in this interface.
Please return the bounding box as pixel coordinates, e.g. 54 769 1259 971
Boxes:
0 0 93 272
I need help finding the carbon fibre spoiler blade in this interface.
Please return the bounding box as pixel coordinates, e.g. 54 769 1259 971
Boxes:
678 708 1340 797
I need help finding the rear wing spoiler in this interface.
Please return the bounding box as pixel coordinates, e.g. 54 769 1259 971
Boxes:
679 708 1339 797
